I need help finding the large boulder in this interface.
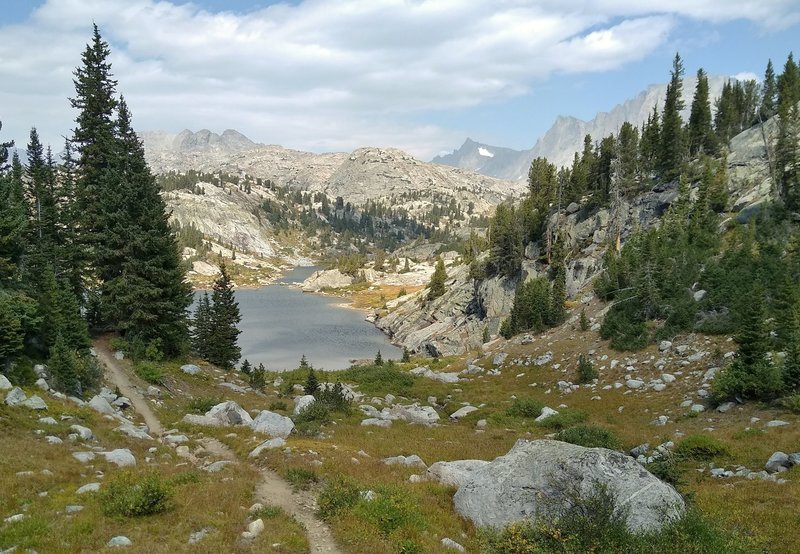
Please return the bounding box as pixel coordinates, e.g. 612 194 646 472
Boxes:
453 439 684 532
88 395 116 415
4 387 27 406
0 375 13 390
251 410 294 438
388 403 440 425
293 395 316 415
426 460 490 488
301 269 353 292
205 401 253 426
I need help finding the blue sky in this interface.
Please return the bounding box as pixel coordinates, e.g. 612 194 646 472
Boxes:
1 1 800 158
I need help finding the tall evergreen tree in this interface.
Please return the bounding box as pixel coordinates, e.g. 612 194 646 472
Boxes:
0 123 26 285
206 261 241 369
191 292 212 359
688 68 716 155
760 59 778 120
776 53 800 211
427 258 447 300
48 333 81 396
658 53 686 181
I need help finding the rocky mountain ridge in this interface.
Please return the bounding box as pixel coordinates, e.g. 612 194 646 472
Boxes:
435 75 730 179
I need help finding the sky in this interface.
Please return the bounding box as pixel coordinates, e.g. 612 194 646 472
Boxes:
1 0 800 160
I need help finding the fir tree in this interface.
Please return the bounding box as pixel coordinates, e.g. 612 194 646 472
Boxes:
577 354 597 384
0 123 26 285
304 366 319 395
401 347 411 363
374 350 383 366
760 59 778 121
548 264 567 326
776 53 800 211
658 53 686 181
249 363 266 391
48 333 81 396
580 308 590 332
191 292 212 359
735 287 770 368
687 68 715 155
0 296 24 373
240 358 252 375
427 258 447 301
299 354 311 369
206 261 241 369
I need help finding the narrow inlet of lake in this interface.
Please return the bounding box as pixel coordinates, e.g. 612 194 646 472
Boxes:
198 266 402 371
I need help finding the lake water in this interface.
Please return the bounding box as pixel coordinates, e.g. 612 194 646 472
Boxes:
207 266 402 371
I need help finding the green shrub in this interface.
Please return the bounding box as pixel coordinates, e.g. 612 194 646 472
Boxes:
645 457 683 486
318 476 361 520
314 382 352 414
600 306 649 351
294 402 330 424
577 354 598 383
580 308 590 331
134 361 164 384
555 424 620 449
506 398 544 418
675 434 729 461
251 505 283 519
712 360 784 403
285 468 319 491
780 394 800 414
268 400 288 412
352 487 426 537
101 472 172 517
186 396 219 414
535 409 589 430
168 471 200 486
339 364 417 396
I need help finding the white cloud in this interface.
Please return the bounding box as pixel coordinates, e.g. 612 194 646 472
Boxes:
0 0 798 159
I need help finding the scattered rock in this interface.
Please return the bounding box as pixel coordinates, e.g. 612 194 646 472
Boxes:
716 401 736 413
441 538 466 552
3 514 25 524
72 452 96 463
625 379 644 389
361 418 392 428
4 387 27 406
163 434 189 446
204 460 236 473
251 410 294 438
247 518 265 537
0 375 12 390
658 341 672 352
38 416 57 425
690 404 705 413
249 438 286 458
76 482 101 495
188 528 212 545
21 395 48 410
388 403 440 425
107 536 132 547
534 352 553 366
35 378 50 391
46 436 63 445
88 395 116 416
65 505 84 514
70 424 94 441
181 364 202 375
293 395 317 415
453 439 684 532
534 407 558 422
766 420 789 428
99 449 136 468
765 452 790 473
449 406 478 420
384 454 426 468
205 401 254 426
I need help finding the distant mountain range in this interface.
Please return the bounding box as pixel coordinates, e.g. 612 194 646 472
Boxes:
433 75 730 180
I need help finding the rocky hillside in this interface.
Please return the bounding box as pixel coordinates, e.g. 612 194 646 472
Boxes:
435 75 729 179
144 132 525 219
375 110 775 357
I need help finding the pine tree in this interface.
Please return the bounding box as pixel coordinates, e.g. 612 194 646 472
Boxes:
688 68 716 155
577 354 597 383
548 264 567 326
760 59 778 120
776 54 800 211
240 358 252 375
374 350 383 366
249 363 266 391
580 308 590 332
206 261 241 369
48 333 81 396
401 347 411 363
191 292 212 359
735 287 770 368
427 258 447 300
658 53 686 181
304 366 319 395
299 354 310 369
0 123 26 285
0 295 24 373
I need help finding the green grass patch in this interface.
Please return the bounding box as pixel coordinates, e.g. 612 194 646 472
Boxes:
338 364 418 396
535 409 589 431
674 434 729 461
133 361 164 385
555 424 620 450
100 471 172 517
285 467 319 491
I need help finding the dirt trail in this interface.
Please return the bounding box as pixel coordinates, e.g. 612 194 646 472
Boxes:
93 338 342 553
94 338 163 436
256 469 342 553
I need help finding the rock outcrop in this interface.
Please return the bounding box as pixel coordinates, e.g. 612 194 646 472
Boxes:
453 439 685 532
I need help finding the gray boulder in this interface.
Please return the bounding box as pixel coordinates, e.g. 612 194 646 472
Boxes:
4 387 27 406
70 424 94 441
449 406 478 420
21 395 48 410
249 437 286 458
765 452 790 473
453 439 685 532
388 403 440 425
293 394 316 415
205 400 253 426
425 460 490 488
361 418 392 428
107 535 132 547
88 395 117 416
181 364 201 375
0 374 13 390
384 454 426 468
99 449 136 468
250 410 294 438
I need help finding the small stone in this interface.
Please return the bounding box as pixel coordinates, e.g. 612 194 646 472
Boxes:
765 452 790 473
716 401 736 413
99 449 136 468
107 536 132 547
658 341 672 352
247 518 265 536
441 538 466 552
766 420 789 428
76 482 101 494
690 404 705 413
65 505 84 514
181 364 201 375
4 514 26 523
39 416 57 425
661 373 676 383
625 379 644 389
0 374 12 390
45 436 63 445
361 418 392 428
188 528 212 545
535 407 558 422
72 452 96 463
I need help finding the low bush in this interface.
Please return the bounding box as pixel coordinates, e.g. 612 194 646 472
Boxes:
352 487 426 538
645 457 683 486
577 354 598 383
101 472 172 517
506 398 544 418
711 360 784 403
314 382 352 414
268 400 288 412
674 434 729 461
134 361 164 385
318 476 361 520
186 396 219 414
167 471 200 486
294 402 331 436
555 424 620 450
338 364 417 396
780 394 800 414
251 505 283 519
285 467 319 491
535 409 589 431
